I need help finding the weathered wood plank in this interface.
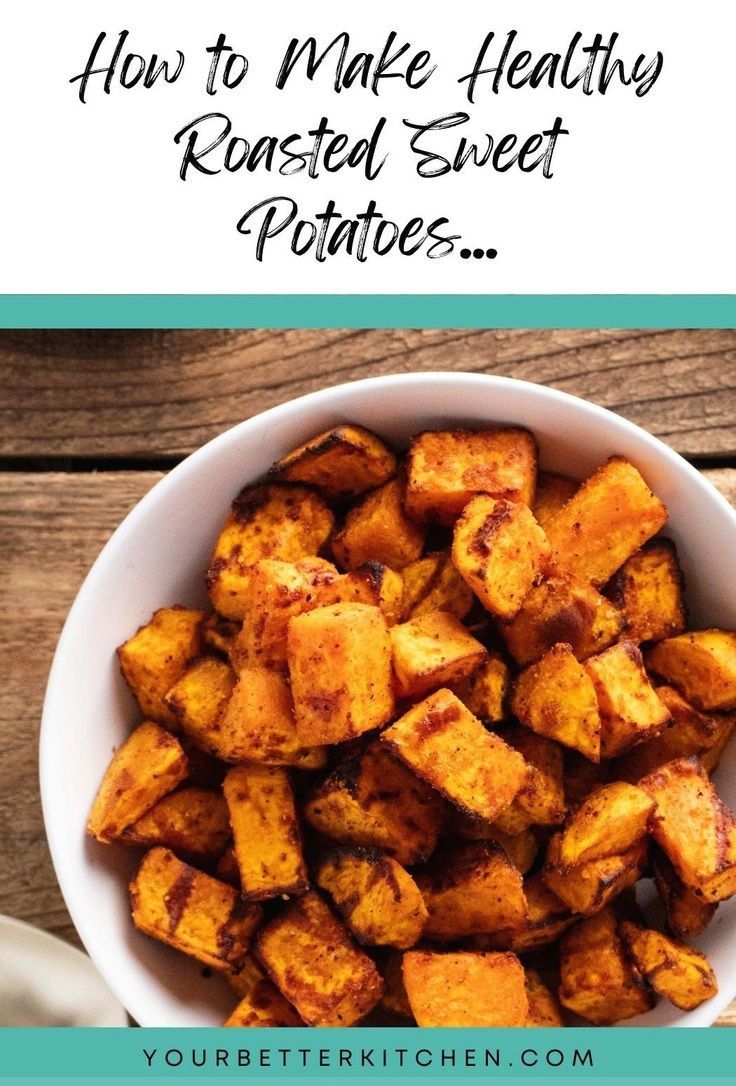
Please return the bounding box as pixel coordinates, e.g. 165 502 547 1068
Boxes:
1 329 735 460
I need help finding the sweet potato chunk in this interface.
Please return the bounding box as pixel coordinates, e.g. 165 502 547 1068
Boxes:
449 814 539 874
557 782 654 869
452 652 510 724
317 563 405 626
558 907 653 1024
619 921 718 1011
532 472 578 528
121 787 230 858
607 539 686 643
406 428 537 525
585 640 671 758
647 630 736 712
224 956 303 1026
511 643 601 761
525 969 565 1027
500 873 574 952
316 847 427 949
390 610 487 699
405 550 475 621
331 479 424 571
223 765 307 901
545 457 668 587
207 484 334 619
639 757 736 902
130 847 261 972
87 723 188 843
501 729 566 829
400 554 443 618
402 950 528 1026
381 689 528 822
543 835 647 916
272 424 396 499
652 849 718 940
417 843 528 940
452 496 550 619
303 744 444 865
255 891 383 1025
164 656 237 753
118 607 204 725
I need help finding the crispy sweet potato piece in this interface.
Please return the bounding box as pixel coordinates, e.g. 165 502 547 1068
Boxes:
543 835 648 916
532 472 578 528
164 656 236 753
652 849 718 940
390 610 487 699
406 428 537 525
558 907 653 1024
619 920 717 1011
288 602 394 745
449 814 538 873
452 652 510 724
639 757 736 902
525 969 565 1027
121 787 230 858
406 551 475 622
417 843 528 940
557 782 654 869
585 640 671 758
255 891 383 1025
376 949 414 1019
223 765 308 901
502 729 567 829
118 607 204 726
331 479 425 571
545 457 668 588
87 723 188 843
647 630 736 712
403 950 528 1026
316 847 427 949
224 956 303 1026
381 689 528 822
452 496 550 620
272 424 397 499
607 539 686 643
130 847 261 972
303 744 444 865
207 484 334 619
201 613 240 657
511 643 601 761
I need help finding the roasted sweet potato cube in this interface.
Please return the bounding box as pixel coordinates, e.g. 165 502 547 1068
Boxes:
449 814 538 874
402 950 528 1026
525 969 565 1027
501 574 625 666
316 847 427 949
452 496 550 619
653 849 718 940
585 640 671 758
201 613 240 657
532 472 578 528
316 563 405 625
381 689 528 822
303 744 444 865
390 610 487 699
557 782 654 869
216 668 325 768
543 835 648 916
619 920 717 1011
607 539 686 643
272 424 397 499
502 729 566 828
164 656 236 754
647 630 736 712
563 750 608 806
502 873 574 952
288 602 394 745
224 956 303 1026
376 949 414 1019
639 757 736 902
121 787 230 858
118 607 204 725
558 907 653 1024
223 765 307 901
546 457 668 588
405 551 475 621
417 843 528 940
130 847 261 972
511 643 601 761
87 723 188 843
400 554 443 618
331 479 424 571
452 652 510 724
406 428 537 525
255 890 383 1025
207 483 334 620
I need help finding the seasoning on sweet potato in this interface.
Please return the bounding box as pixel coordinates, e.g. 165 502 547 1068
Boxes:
542 835 648 916
207 483 334 620
545 456 668 588
406 428 537 525
118 606 204 725
449 814 538 874
223 764 308 901
316 847 427 949
224 955 303 1026
511 643 601 761
452 651 510 724
556 782 654 870
316 563 405 626
525 969 565 1027
585 640 671 758
376 949 414 1019
271 424 397 500
652 848 718 941
607 539 686 643
255 890 383 1026
502 728 567 829
303 744 444 865
163 656 236 754
390 610 487 699
288 602 394 746
121 787 231 859
201 613 241 657
452 495 550 620
130 847 261 972
532 472 578 528
639 756 736 903
619 920 717 1011
647 629 736 712
381 689 528 822
331 478 425 571
87 722 188 843
402 950 528 1026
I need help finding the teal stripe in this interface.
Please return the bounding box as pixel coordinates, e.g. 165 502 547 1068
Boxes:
0 295 734 329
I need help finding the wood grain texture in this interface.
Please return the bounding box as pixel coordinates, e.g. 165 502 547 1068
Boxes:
1 466 735 1025
1 328 736 460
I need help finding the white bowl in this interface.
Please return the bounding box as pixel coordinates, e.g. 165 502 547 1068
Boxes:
40 373 736 1027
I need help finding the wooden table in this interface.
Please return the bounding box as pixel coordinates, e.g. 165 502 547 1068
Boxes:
1 328 735 1025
